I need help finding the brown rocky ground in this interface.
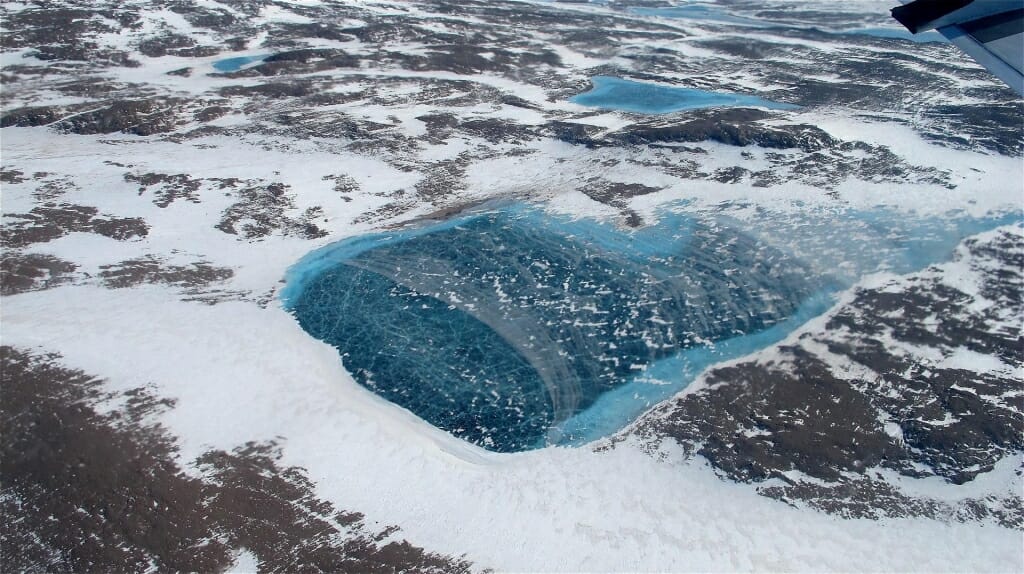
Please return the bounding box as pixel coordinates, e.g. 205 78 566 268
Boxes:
0 346 477 573
629 227 1024 527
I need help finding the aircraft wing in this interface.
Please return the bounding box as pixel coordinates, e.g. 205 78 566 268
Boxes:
892 0 1024 95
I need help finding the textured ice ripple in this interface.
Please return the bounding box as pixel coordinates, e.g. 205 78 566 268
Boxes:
283 205 1020 452
288 208 826 450
286 204 998 452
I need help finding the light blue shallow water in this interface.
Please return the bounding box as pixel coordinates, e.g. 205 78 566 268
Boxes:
283 201 1020 452
549 289 838 446
213 54 268 72
570 76 798 114
722 207 1022 281
549 206 1021 446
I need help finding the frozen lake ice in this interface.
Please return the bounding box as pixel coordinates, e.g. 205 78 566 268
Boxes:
282 204 1019 452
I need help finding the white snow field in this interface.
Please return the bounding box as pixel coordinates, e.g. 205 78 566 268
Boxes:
1 0 1022 571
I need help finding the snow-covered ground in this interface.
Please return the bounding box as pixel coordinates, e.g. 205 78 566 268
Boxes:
2 0 1021 571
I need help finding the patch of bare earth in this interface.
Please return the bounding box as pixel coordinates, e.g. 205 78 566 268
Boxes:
1 203 148 248
0 252 78 295
629 228 1024 527
0 346 477 573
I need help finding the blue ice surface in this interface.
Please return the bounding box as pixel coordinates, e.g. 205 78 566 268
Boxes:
551 206 1022 446
570 76 798 114
723 207 1022 281
844 27 949 43
282 202 1021 453
212 54 269 72
632 5 771 27
551 290 837 447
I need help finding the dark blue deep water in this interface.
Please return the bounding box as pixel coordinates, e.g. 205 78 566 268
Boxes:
571 76 797 114
282 203 1019 452
284 206 831 450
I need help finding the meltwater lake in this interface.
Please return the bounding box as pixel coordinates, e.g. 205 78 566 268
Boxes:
282 203 1019 452
212 54 268 72
571 76 797 114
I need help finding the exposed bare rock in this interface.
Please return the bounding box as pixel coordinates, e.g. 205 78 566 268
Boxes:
0 252 78 295
124 172 203 207
1 97 234 136
98 255 233 289
630 227 1024 523
2 203 149 248
216 181 327 240
0 346 478 573
0 168 26 184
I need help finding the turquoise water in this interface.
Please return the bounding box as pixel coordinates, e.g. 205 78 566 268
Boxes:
545 207 1020 447
570 76 798 114
282 202 1019 452
719 207 1022 281
213 54 268 72
285 205 827 451
550 289 838 446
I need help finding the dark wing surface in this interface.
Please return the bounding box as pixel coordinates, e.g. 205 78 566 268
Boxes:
893 0 1024 95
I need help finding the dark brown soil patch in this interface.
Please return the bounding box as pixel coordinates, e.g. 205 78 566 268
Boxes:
0 168 26 184
632 228 1024 523
215 181 327 240
98 255 234 289
2 203 149 248
124 172 203 207
0 346 478 573
0 252 78 295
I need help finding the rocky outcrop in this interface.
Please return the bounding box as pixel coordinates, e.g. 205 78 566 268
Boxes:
630 227 1024 524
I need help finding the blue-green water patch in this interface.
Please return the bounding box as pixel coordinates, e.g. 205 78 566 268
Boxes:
571 76 798 114
551 290 838 446
283 203 1020 452
213 54 269 72
285 205 830 451
548 206 1021 446
717 206 1022 282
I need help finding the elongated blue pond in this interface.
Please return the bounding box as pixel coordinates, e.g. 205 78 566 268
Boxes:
571 76 797 114
282 204 1018 452
213 54 268 72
